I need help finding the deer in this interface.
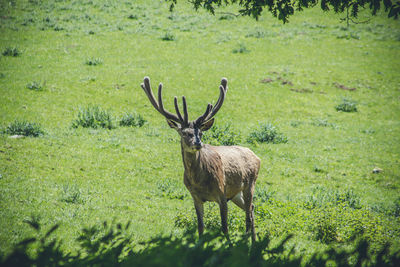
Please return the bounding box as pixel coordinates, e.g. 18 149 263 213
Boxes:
140 77 261 242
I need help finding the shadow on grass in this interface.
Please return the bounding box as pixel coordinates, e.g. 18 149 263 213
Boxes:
1 218 399 267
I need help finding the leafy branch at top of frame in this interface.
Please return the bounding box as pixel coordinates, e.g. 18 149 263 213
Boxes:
166 0 400 23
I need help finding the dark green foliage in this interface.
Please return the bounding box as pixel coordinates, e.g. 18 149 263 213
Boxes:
167 0 400 23
1 219 399 267
336 98 358 112
2 46 21 56
26 81 44 91
72 105 115 129
119 112 146 127
85 58 103 66
247 123 288 144
314 214 339 243
161 32 175 41
202 124 241 146
3 120 45 137
393 197 400 217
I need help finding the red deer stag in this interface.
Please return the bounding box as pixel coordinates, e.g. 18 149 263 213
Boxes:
141 77 260 241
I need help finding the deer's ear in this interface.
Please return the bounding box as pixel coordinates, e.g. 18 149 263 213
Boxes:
200 118 214 131
166 119 180 130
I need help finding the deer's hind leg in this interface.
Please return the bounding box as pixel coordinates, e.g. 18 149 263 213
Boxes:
243 182 256 242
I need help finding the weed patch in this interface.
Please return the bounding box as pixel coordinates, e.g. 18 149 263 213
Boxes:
202 124 241 146
247 122 288 144
59 184 85 204
26 81 45 91
2 46 21 57
232 43 250 54
119 112 146 127
72 105 115 129
85 58 103 66
3 120 45 137
335 98 358 112
161 32 175 41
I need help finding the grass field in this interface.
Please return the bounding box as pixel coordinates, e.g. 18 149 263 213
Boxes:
1 0 400 264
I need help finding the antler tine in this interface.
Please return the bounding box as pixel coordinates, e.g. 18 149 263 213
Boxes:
203 78 228 122
174 97 184 122
182 96 189 125
141 77 160 111
141 77 181 124
194 103 212 126
157 83 182 123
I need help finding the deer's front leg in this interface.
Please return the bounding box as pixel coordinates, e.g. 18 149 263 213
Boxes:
194 200 204 236
218 197 229 236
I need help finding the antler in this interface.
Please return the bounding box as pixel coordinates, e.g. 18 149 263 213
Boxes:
194 78 228 126
141 77 188 125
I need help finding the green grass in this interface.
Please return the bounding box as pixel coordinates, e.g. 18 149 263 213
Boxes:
1 0 399 262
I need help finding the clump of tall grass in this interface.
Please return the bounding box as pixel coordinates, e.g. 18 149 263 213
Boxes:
72 105 115 129
247 122 288 144
3 120 45 137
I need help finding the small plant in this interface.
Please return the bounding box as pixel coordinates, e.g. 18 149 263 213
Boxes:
60 184 85 204
119 112 146 127
393 197 400 217
202 124 241 146
311 118 336 128
232 43 250 54
219 14 236 20
247 122 288 144
314 216 338 244
85 58 103 66
254 186 275 203
72 105 115 129
161 32 175 41
2 46 21 57
4 120 45 137
335 190 361 209
157 178 188 200
127 14 138 20
26 81 44 91
335 98 357 112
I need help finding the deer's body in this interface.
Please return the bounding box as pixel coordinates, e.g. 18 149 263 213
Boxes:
141 77 260 241
182 144 260 202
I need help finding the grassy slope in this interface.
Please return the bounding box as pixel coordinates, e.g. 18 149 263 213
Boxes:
1 0 399 256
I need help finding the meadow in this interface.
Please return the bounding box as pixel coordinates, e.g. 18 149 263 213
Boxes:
1 0 400 265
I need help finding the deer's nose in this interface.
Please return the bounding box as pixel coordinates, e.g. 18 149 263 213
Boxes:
194 141 202 149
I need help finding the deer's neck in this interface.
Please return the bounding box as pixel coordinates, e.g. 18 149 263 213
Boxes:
180 141 201 171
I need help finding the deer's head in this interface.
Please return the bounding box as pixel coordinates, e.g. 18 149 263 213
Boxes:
141 77 228 153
